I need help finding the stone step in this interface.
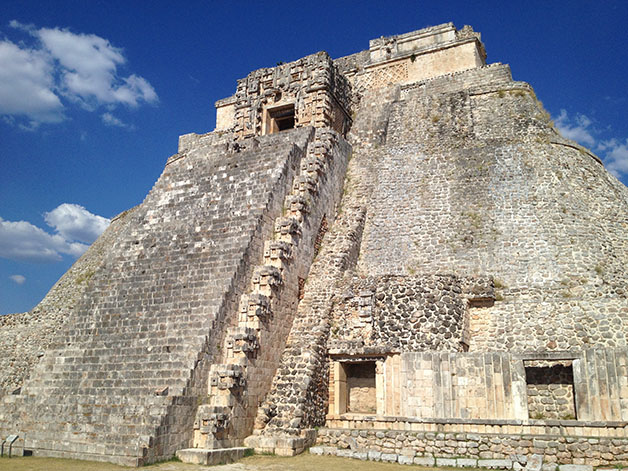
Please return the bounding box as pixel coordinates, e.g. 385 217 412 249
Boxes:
21 381 188 398
45 351 200 367
20 435 149 456
62 331 207 344
33 375 193 391
13 391 177 406
64 324 209 339
43 358 193 372
31 375 192 391
177 447 252 466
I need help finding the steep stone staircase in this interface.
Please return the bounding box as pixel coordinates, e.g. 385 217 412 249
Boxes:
0 128 316 466
179 129 350 463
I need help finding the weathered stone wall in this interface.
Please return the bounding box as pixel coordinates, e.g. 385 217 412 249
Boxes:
344 64 628 353
327 348 628 426
0 127 314 465
328 275 493 353
397 352 528 420
0 207 137 396
337 23 486 95
346 363 377 413
244 205 367 455
316 423 628 468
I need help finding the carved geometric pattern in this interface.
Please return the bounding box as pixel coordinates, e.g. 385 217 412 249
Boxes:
355 61 409 92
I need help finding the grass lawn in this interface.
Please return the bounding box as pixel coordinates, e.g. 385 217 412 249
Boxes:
0 453 446 470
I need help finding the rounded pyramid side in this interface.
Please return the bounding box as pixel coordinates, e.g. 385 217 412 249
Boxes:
345 65 628 352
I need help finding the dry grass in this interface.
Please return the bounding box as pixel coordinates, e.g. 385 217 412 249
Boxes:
0 453 447 471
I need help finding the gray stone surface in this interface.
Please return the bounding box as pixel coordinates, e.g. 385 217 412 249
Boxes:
558 466 593 471
478 459 513 469
0 128 316 465
415 456 436 466
458 458 479 467
381 452 398 462
317 428 628 469
0 207 137 395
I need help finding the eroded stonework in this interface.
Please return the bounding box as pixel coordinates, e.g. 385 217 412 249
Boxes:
1 22 628 469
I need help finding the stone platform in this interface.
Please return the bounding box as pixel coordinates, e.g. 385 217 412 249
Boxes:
176 447 252 465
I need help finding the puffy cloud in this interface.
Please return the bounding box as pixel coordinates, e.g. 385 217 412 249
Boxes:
44 203 110 244
0 39 64 123
37 26 157 108
600 139 628 178
0 216 87 262
10 275 26 285
553 110 628 181
0 21 157 126
555 110 596 147
0 204 108 263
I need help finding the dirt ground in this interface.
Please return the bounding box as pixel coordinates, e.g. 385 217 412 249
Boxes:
0 453 446 471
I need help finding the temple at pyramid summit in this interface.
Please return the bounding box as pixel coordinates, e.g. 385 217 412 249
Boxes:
1 22 628 467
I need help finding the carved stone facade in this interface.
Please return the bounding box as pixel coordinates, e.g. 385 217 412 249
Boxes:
216 52 352 139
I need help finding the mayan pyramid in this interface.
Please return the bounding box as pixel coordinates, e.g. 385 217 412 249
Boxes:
1 23 627 468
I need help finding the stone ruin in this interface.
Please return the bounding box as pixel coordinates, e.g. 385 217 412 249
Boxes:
1 22 628 469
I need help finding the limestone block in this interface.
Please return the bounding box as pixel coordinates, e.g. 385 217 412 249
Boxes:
415 456 436 466
478 459 513 469
558 466 593 471
381 453 399 462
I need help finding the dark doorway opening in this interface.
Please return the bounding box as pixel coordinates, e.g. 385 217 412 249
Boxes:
266 104 295 134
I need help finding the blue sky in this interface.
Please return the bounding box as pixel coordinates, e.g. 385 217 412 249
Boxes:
1 1 627 314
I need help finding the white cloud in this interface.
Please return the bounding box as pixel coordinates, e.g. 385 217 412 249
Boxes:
553 110 628 181
555 110 596 147
101 112 129 128
600 139 628 178
10 274 26 285
0 39 64 123
0 216 87 262
37 26 157 108
0 204 109 263
44 203 110 244
0 21 157 126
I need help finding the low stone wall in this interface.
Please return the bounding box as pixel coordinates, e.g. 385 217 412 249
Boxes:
316 420 628 468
